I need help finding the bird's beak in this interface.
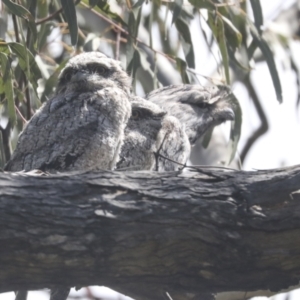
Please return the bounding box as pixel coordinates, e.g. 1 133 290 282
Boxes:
71 71 85 82
224 107 235 121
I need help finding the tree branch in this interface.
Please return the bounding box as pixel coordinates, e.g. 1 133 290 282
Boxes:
1 166 300 300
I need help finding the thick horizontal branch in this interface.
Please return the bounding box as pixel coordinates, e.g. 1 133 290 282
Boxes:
1 166 300 300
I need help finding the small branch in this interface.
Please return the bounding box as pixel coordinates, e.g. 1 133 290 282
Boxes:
0 123 11 163
35 0 80 25
1 167 300 299
15 105 28 124
12 14 20 43
240 75 269 163
35 8 63 25
80 2 214 81
115 27 121 60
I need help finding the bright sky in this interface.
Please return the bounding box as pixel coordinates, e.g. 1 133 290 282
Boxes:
232 0 300 170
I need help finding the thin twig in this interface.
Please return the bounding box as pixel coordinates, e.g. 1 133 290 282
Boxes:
35 0 81 25
115 27 121 60
15 105 28 124
24 80 31 120
12 14 20 43
80 2 219 81
25 28 31 120
240 75 268 163
35 8 63 25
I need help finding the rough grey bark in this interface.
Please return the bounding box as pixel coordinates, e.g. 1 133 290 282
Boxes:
1 165 300 300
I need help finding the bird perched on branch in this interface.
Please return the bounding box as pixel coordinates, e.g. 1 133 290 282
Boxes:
117 96 190 171
5 52 131 173
6 52 237 300
146 84 235 146
5 52 132 300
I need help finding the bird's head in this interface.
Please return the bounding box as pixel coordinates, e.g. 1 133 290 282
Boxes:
177 85 236 144
129 96 167 128
56 52 131 95
147 85 236 145
117 97 167 171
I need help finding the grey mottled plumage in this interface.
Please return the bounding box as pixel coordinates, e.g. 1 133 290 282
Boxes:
146 84 235 145
5 52 131 173
117 97 190 171
6 52 132 300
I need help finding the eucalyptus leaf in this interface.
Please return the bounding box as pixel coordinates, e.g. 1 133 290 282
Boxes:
129 49 141 79
220 15 242 49
172 0 183 24
2 0 32 20
9 42 42 91
2 0 37 46
188 0 215 10
60 0 78 46
175 18 195 68
247 20 282 103
0 53 16 126
175 57 190 84
201 127 214 148
208 12 230 84
89 0 99 7
249 0 263 35
132 0 146 9
40 59 68 103
126 11 136 71
0 40 10 55
224 87 242 163
96 0 127 27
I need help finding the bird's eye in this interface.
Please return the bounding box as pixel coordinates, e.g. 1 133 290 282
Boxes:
131 109 141 120
63 71 73 82
197 102 209 109
94 66 107 75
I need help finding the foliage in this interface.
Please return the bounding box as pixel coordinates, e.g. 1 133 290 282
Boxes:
0 0 287 168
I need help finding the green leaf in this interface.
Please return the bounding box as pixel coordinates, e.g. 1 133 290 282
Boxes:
0 53 16 125
175 18 195 68
188 0 215 10
2 0 32 20
38 23 52 52
96 0 127 27
89 0 99 7
60 0 78 46
208 12 230 84
2 0 37 46
223 87 242 163
172 0 183 24
228 46 251 72
220 15 242 49
126 11 136 71
41 59 68 103
249 0 263 35
26 0 38 47
247 20 283 103
201 127 214 148
127 49 141 79
37 0 49 51
132 0 146 8
9 42 42 92
133 6 142 38
0 130 6 168
247 0 263 59
0 40 10 55
175 57 190 83
83 33 101 51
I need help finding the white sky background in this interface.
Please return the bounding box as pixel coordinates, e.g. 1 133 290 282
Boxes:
229 0 300 170
1 0 300 299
